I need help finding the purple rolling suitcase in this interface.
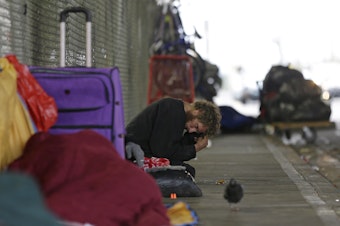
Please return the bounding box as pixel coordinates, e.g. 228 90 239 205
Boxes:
30 7 126 158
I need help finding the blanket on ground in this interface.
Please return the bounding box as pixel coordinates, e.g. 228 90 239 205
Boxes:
8 130 170 226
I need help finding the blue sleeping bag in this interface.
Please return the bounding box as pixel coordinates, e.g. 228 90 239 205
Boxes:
219 106 257 133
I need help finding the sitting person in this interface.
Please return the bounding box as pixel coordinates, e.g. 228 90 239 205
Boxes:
125 97 221 177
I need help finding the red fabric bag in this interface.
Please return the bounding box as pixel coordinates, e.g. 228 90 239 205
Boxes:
6 55 57 132
8 130 170 226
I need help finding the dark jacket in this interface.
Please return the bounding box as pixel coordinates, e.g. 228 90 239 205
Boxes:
125 98 196 162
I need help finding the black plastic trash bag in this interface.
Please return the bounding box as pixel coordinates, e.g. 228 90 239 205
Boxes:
149 168 202 197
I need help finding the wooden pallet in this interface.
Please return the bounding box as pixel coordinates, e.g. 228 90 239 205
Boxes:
270 121 335 130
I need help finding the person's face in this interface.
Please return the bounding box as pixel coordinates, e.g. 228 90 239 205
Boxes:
185 109 208 134
185 118 207 134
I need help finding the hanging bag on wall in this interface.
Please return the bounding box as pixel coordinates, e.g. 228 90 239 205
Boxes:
6 55 58 132
0 57 36 170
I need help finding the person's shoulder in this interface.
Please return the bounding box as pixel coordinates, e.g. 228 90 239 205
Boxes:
158 97 182 105
155 98 184 111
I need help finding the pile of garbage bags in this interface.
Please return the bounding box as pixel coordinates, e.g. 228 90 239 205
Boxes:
259 65 331 122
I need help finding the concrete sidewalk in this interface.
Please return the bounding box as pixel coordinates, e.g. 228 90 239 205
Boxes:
163 133 340 226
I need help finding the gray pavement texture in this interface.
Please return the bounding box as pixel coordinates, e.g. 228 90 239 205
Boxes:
163 132 340 226
288 124 340 189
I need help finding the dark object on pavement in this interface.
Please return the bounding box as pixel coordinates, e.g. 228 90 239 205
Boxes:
259 65 331 122
224 178 244 210
149 168 203 197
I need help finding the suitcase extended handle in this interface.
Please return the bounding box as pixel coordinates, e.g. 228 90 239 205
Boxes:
59 7 92 67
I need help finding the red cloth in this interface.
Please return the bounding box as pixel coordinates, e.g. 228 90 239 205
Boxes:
6 54 58 132
143 157 170 169
8 130 170 226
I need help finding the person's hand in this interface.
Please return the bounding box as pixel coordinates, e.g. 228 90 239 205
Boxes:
194 136 208 152
125 142 145 167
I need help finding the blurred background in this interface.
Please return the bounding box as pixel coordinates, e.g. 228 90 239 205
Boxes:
179 0 340 119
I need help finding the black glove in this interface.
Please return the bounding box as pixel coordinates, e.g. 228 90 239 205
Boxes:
125 142 145 167
182 132 204 144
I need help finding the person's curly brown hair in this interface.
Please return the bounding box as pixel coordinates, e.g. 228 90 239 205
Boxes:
194 100 221 137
